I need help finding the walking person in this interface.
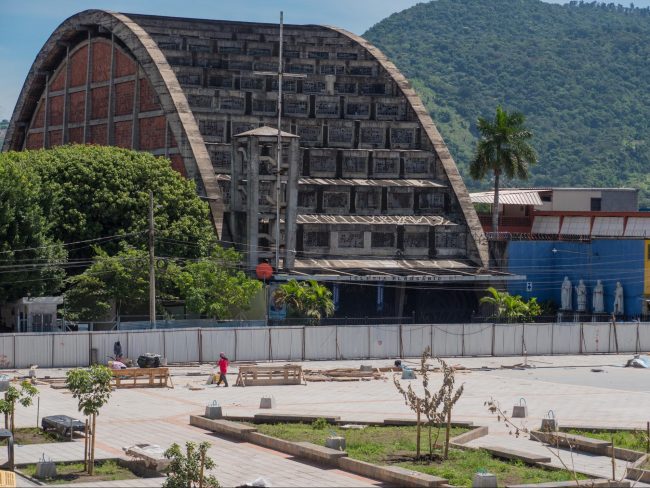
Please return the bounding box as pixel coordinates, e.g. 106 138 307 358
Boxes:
216 352 229 387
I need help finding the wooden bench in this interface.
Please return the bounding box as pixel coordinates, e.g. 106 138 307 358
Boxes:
111 367 170 388
235 365 303 387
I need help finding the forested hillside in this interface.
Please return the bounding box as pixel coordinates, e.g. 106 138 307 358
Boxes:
364 0 650 206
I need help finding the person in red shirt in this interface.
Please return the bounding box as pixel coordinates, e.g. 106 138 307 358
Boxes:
216 352 229 387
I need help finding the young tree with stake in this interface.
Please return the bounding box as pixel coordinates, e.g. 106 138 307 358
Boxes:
65 365 112 475
0 380 38 434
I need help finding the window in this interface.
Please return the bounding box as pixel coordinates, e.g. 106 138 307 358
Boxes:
356 190 381 210
591 198 602 211
371 232 394 248
305 231 329 247
338 231 364 248
298 191 316 208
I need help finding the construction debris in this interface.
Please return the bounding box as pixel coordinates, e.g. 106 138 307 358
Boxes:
625 355 650 368
304 368 385 382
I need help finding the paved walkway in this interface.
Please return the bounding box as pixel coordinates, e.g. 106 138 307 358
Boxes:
3 353 649 486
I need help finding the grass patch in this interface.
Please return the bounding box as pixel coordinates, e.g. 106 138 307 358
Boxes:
567 429 650 453
251 422 586 487
0 428 61 445
20 460 139 485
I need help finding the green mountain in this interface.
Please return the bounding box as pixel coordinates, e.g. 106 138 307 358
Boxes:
364 0 650 207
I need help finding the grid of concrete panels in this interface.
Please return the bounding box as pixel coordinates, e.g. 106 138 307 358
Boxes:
136 18 468 260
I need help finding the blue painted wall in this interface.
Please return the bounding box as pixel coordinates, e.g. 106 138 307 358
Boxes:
507 240 645 317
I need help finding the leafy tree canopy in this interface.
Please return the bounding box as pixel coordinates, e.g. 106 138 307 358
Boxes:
1 145 217 259
365 0 650 207
0 156 66 302
273 279 334 321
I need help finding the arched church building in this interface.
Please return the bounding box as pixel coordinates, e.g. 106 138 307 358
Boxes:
4 10 508 321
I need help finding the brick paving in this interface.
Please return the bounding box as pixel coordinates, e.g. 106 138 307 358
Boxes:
5 354 650 486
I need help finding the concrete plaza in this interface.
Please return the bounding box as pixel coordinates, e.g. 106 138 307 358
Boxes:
5 353 650 486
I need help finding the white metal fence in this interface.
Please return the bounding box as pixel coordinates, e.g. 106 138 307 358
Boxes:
0 322 647 369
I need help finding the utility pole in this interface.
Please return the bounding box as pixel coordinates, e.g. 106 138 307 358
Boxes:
148 191 156 329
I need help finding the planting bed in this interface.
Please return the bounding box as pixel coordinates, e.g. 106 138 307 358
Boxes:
19 459 142 485
251 422 587 487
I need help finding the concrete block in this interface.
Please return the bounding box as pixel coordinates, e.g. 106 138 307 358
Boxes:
245 432 303 457
450 426 488 446
540 418 558 432
205 404 223 419
294 441 348 466
325 436 346 451
259 396 275 409
512 405 528 418
35 461 56 479
530 430 611 455
482 446 551 464
473 473 497 488
338 457 448 487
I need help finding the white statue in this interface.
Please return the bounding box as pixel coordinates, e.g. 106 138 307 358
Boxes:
592 280 604 313
561 276 572 310
576 279 587 312
613 281 624 315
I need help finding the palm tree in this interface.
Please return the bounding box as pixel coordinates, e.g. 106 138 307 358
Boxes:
470 106 538 234
273 279 334 322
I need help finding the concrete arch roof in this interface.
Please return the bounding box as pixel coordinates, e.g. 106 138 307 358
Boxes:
4 10 487 266
3 9 224 235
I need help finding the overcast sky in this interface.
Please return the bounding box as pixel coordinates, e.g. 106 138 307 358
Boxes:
2 0 650 120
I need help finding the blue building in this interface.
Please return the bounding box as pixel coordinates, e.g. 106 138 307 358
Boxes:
507 239 647 318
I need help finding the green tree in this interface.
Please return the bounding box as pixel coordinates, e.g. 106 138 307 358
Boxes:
273 279 334 322
0 380 38 434
175 247 261 319
163 441 219 488
2 145 216 260
469 107 537 233
0 156 66 302
479 286 541 323
65 365 113 475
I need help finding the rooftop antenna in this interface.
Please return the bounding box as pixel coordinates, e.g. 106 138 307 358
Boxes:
254 12 306 271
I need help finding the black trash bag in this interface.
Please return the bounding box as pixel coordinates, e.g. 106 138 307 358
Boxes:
113 341 123 359
137 353 161 368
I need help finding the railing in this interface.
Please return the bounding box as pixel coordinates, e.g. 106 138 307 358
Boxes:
477 214 533 229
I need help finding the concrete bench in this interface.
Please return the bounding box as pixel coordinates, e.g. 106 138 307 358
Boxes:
482 445 551 464
189 416 257 438
531 430 611 455
339 458 448 488
294 442 348 466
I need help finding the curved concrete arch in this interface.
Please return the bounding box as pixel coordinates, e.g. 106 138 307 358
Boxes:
4 9 224 236
322 26 488 267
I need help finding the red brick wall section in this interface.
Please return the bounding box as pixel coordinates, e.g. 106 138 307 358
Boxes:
68 91 86 123
68 127 84 144
139 116 166 150
89 124 107 145
49 130 62 146
169 154 187 177
114 121 132 148
25 132 44 150
139 78 161 112
50 68 66 92
114 81 134 116
92 40 111 82
32 101 45 129
114 48 135 78
69 46 88 88
49 96 64 126
91 86 109 119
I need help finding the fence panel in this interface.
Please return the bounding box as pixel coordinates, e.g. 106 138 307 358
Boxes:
164 329 200 363
337 326 370 360
552 324 581 354
611 323 638 353
270 327 303 361
401 325 431 357
463 324 494 356
638 323 650 352
127 330 165 360
523 323 553 355
200 329 236 363
581 323 612 354
90 331 129 364
432 325 464 356
304 326 337 360
493 324 524 356
235 328 269 362
369 326 400 359
53 333 89 367
15 334 53 368
0 336 14 368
